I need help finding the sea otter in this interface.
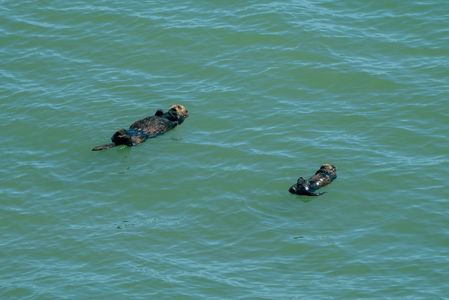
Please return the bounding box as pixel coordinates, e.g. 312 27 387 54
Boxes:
289 164 337 196
92 104 189 151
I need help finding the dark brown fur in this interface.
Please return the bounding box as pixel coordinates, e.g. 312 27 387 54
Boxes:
289 164 337 196
92 104 189 151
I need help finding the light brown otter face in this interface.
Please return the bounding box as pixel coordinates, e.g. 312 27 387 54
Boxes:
170 104 189 119
320 164 336 173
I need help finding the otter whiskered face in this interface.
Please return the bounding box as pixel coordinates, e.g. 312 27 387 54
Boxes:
320 164 336 173
170 104 189 119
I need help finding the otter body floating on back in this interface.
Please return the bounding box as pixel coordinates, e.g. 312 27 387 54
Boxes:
289 164 337 196
92 104 189 151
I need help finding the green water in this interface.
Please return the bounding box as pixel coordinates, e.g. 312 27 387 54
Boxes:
1 1 449 299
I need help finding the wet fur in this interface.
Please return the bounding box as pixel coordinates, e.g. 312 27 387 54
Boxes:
289 164 337 196
92 104 189 151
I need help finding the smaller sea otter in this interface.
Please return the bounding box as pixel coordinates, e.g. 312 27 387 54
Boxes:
289 164 337 196
92 104 189 151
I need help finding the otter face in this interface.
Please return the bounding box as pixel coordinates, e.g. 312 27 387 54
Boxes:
319 164 336 174
170 104 189 119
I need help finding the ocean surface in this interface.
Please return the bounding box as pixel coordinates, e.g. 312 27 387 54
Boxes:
1 1 448 299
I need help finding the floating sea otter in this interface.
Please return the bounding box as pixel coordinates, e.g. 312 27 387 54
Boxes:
92 104 189 151
289 164 337 196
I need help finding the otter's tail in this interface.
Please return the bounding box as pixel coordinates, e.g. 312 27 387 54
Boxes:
92 143 116 151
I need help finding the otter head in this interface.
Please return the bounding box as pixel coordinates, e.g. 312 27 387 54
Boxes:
166 104 189 123
318 164 337 176
170 104 189 119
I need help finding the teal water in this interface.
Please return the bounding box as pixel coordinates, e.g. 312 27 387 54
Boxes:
1 1 449 299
